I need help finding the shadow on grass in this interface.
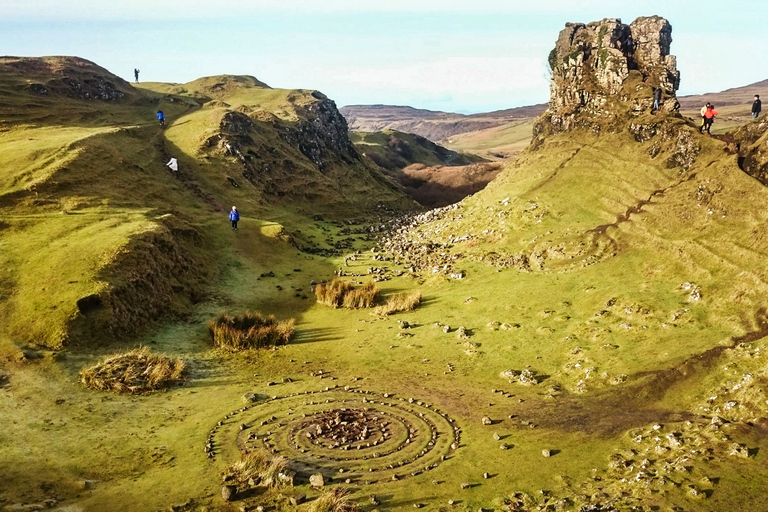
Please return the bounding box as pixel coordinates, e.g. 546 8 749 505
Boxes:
292 327 343 344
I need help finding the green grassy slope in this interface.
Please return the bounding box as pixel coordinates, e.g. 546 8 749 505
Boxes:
370 113 768 509
0 57 413 352
4 56 768 512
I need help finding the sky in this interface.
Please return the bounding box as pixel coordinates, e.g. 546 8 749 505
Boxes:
1 0 767 114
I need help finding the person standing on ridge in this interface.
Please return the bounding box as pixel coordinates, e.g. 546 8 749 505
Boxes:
700 102 711 130
134 68 140 83
700 104 718 134
156 110 165 128
652 87 662 112
753 94 762 119
229 206 240 231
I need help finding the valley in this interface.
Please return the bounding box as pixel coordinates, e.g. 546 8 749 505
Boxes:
1 15 768 512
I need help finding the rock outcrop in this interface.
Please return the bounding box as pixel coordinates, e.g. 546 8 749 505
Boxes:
536 16 680 138
287 92 360 170
731 114 768 185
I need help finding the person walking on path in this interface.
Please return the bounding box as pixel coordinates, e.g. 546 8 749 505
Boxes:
700 104 718 134
229 206 240 230
753 94 762 119
653 87 662 112
156 110 165 127
134 68 140 83
166 157 178 172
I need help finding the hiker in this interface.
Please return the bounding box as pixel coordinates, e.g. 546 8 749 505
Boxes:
229 206 240 230
134 68 140 83
652 87 662 112
156 110 165 127
166 157 178 172
753 94 762 119
700 104 718 134
699 102 711 130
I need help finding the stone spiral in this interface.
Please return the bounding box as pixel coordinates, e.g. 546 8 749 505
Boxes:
207 388 461 484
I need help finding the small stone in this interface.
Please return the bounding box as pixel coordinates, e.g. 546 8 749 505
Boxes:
221 485 237 502
542 449 551 457
414 504 423 509
493 432 501 441
461 482 472 489
481 417 492 425
289 494 306 506
483 472 490 479
309 473 325 488
448 500 455 505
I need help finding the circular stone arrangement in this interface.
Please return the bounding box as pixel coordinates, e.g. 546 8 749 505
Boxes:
207 388 461 485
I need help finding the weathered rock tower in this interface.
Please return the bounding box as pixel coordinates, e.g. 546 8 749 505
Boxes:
536 16 680 137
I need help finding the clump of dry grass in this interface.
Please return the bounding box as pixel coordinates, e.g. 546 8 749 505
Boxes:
342 281 380 308
221 449 289 488
208 311 295 352
315 279 380 309
79 346 186 394
372 290 422 316
311 487 359 512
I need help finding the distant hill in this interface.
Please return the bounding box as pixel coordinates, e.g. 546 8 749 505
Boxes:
342 80 768 149
340 103 547 142
678 79 768 110
350 129 483 171
350 129 499 208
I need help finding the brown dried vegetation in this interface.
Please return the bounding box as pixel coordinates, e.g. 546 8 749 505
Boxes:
372 290 423 316
315 279 380 309
311 487 359 512
208 311 295 352
79 346 186 394
221 449 289 489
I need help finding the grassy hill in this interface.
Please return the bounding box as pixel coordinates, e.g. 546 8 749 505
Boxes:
0 56 412 352
3 55 768 512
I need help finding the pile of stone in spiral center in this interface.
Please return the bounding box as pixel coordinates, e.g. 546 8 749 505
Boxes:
302 408 386 449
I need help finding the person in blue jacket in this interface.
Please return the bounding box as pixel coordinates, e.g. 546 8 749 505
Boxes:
229 206 240 230
156 110 165 127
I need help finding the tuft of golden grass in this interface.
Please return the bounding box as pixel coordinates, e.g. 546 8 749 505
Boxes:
79 346 186 394
221 450 289 488
315 278 354 308
372 290 422 316
208 311 295 352
342 281 380 309
310 487 359 512
315 279 380 309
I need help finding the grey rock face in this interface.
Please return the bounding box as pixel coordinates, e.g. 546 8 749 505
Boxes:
541 16 680 136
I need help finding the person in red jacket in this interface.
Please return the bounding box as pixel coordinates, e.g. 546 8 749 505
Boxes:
700 104 718 134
